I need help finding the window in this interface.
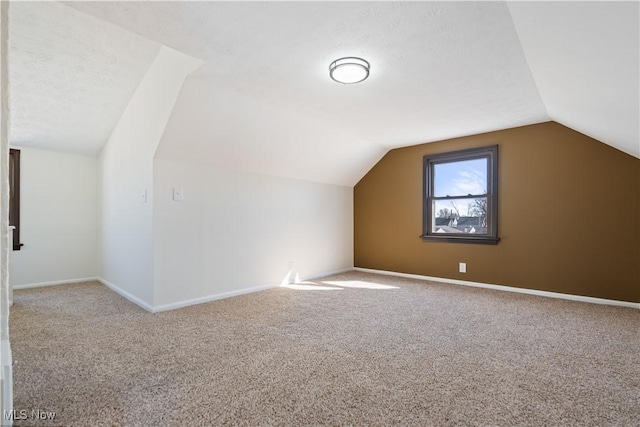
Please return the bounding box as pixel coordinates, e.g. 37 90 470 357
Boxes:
9 148 22 250
422 145 499 244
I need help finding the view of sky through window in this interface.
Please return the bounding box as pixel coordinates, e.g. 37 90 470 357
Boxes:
432 158 488 224
433 158 487 197
425 146 497 240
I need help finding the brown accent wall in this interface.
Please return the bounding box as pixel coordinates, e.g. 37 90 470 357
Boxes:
354 122 640 303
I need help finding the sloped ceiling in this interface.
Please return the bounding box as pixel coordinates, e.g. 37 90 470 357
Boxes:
9 1 160 154
10 1 638 185
509 1 639 159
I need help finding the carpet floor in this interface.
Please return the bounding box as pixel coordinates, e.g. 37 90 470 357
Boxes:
9 271 640 426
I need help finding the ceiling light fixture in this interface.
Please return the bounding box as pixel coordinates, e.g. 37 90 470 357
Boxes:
329 57 370 84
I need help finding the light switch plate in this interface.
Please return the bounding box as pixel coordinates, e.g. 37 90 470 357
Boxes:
173 187 184 201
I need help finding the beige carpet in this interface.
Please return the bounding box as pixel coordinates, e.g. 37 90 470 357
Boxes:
9 271 640 426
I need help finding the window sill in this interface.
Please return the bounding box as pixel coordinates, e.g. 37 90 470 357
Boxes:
420 235 500 245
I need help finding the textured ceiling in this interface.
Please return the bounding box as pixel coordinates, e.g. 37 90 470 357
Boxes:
9 1 160 154
155 76 387 186
11 1 638 185
509 1 639 159
65 1 550 185
68 1 549 148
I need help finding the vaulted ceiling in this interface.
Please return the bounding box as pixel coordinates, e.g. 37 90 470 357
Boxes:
9 1 639 185
9 1 160 155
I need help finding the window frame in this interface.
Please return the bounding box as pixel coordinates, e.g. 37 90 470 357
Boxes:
421 145 499 245
9 148 22 250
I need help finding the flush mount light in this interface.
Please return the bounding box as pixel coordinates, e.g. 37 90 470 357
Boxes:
329 57 370 84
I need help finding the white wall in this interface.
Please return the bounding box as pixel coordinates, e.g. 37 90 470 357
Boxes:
1 1 13 416
98 46 202 307
152 159 353 309
10 147 97 287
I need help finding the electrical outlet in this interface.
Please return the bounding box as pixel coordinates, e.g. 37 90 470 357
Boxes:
459 262 467 273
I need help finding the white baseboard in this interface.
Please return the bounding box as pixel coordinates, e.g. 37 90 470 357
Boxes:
16 268 637 312
300 267 354 282
156 267 355 312
97 278 155 313
354 267 640 310
19 268 355 313
153 284 275 313
13 277 99 290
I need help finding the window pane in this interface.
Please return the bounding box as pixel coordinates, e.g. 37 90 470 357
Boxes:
433 158 487 197
431 197 488 235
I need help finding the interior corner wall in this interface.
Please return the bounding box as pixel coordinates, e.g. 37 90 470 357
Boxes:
10 147 97 287
354 121 640 303
152 158 353 309
98 46 202 307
